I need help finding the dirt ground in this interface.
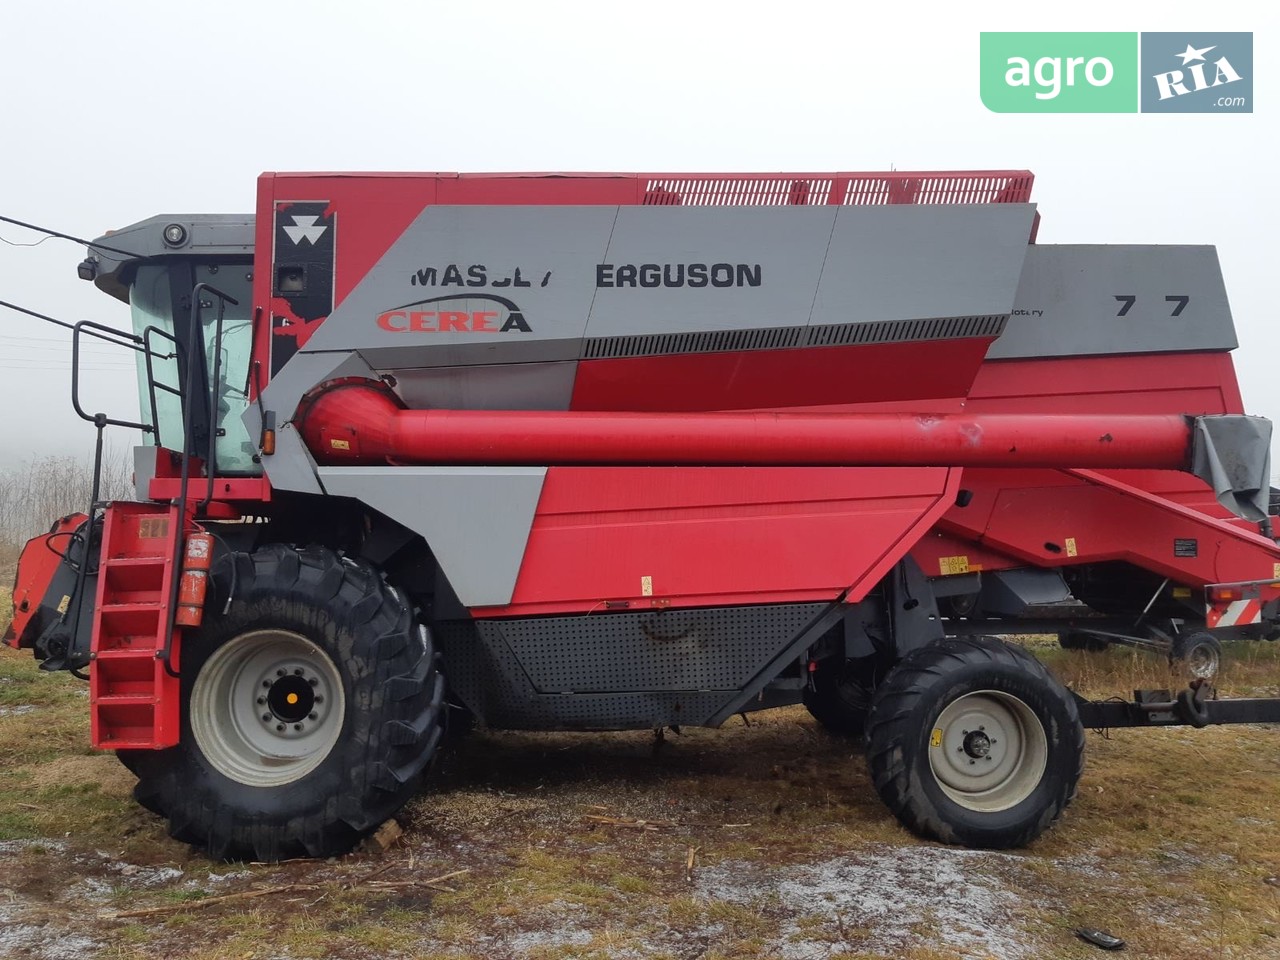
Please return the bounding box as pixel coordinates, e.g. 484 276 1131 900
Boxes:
2 638 1279 960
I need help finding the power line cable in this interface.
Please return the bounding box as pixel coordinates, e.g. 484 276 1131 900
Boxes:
0 298 164 356
0 233 54 248
0 214 145 260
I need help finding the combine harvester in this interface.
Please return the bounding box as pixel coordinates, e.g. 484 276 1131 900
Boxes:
7 169 1280 859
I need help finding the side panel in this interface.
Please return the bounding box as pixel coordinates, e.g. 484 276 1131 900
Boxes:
938 467 1280 587
474 466 961 616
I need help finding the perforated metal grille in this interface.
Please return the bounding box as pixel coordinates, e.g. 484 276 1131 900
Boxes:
435 603 827 730
643 178 832 206
499 604 825 693
584 326 805 359
641 172 1033 207
842 173 1034 205
583 315 1006 360
806 314 1006 347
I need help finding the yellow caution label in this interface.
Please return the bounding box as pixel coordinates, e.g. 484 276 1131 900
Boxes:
640 575 653 597
1273 562 1280 580
138 517 169 539
1065 537 1078 558
1172 586 1191 599
930 728 943 748
330 438 351 450
56 594 70 615
939 555 970 576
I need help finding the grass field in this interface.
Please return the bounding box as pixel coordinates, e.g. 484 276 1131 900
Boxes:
2 587 1279 959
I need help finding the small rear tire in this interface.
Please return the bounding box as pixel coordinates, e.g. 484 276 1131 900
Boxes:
1169 631 1221 680
865 636 1084 849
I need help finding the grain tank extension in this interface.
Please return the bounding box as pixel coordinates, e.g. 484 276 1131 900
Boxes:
8 170 1280 860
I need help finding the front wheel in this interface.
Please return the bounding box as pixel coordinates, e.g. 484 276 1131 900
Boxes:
129 545 446 861
865 636 1084 849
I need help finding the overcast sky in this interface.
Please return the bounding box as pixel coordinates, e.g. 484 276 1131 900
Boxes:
0 1 1273 472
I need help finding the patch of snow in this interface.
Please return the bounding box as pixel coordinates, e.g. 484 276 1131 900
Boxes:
506 927 595 952
0 905 101 960
0 838 67 855
698 844 1043 960
0 704 36 717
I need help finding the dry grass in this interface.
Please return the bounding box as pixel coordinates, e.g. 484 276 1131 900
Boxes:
1 619 1278 958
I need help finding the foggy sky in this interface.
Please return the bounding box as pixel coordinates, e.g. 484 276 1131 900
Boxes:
0 1 1273 471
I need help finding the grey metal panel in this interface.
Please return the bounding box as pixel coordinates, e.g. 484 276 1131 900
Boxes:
317 466 546 607
989 245 1237 359
980 569 1072 616
253 351 379 495
585 206 836 338
89 214 255 303
263 424 326 496
811 205 1037 324
259 350 378 425
266 204 1034 430
302 205 620 355
132 445 157 501
388 360 578 411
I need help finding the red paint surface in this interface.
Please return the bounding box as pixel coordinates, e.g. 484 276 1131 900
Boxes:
474 467 961 616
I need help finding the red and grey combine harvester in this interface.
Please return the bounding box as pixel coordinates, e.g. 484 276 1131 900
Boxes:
8 169 1280 859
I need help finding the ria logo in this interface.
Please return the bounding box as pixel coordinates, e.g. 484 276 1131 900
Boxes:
1141 33 1251 112
376 295 532 334
1153 43 1242 100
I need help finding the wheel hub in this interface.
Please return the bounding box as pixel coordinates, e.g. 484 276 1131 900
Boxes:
258 667 326 735
927 690 1048 813
190 629 345 787
962 729 992 759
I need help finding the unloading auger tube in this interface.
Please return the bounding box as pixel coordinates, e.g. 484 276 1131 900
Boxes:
298 377 1215 471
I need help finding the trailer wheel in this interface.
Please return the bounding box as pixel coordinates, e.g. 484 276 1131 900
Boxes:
865 636 1084 849
129 544 445 861
1169 632 1221 679
803 657 878 737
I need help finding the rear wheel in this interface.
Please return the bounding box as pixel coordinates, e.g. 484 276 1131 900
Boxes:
129 544 446 861
1169 631 1222 680
865 636 1084 849
802 657 879 737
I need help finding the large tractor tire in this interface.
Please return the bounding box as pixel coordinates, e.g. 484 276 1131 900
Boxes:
129 544 446 861
865 636 1084 849
802 656 879 737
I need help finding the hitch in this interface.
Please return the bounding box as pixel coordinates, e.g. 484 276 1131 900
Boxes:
1076 679 1280 729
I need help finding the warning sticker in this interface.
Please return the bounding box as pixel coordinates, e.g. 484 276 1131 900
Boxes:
930 728 943 747
138 517 169 539
939 555 970 576
1065 537 1078 558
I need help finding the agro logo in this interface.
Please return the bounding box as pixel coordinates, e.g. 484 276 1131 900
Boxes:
376 295 531 334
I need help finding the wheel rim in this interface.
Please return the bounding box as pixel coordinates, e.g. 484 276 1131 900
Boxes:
1184 644 1219 680
190 630 345 787
927 690 1048 813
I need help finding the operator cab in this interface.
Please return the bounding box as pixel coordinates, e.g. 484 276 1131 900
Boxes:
79 215 260 477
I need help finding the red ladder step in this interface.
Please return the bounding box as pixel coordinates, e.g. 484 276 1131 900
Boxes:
90 502 184 750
